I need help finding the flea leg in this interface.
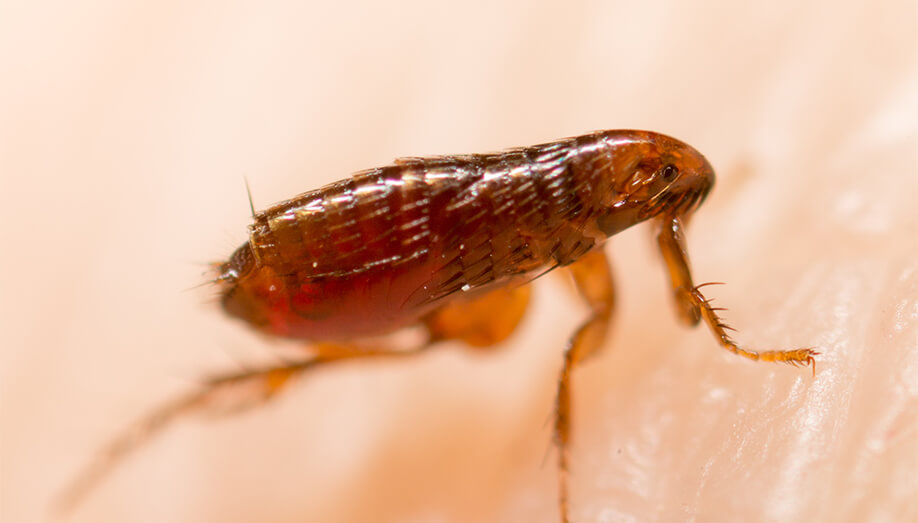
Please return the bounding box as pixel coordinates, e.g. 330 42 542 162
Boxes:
423 283 532 348
656 216 818 374
555 248 616 523
56 343 426 513
63 286 534 514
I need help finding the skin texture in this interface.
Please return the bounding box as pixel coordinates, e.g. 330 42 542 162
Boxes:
1 2 915 523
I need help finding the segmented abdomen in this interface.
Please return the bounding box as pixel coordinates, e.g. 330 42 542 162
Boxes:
247 132 614 336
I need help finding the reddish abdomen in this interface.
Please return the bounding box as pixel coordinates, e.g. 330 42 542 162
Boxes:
243 135 610 340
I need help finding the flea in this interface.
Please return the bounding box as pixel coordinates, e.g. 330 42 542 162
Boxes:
61 130 817 522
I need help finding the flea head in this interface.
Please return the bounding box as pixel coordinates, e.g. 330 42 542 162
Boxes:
595 130 715 236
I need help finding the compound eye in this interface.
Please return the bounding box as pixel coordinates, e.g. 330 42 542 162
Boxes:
661 164 679 182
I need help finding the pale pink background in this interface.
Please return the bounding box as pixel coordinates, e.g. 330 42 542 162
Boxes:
1 2 916 522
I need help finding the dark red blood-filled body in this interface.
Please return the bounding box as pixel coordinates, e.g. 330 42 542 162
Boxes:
217 130 713 341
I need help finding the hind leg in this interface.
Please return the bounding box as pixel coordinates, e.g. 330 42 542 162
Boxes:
57 342 430 512
423 283 532 348
62 286 534 512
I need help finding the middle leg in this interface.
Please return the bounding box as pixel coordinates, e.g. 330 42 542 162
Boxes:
554 248 616 523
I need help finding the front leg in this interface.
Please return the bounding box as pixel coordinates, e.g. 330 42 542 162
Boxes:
656 216 818 374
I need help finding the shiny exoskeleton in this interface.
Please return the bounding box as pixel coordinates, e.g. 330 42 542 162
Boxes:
62 130 817 522
219 131 710 338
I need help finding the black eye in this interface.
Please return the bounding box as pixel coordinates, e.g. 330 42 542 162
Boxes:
661 164 679 182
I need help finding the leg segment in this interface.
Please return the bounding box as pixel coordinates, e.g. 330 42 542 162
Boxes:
423 283 532 348
656 216 818 374
62 288 536 513
57 343 427 513
554 248 616 523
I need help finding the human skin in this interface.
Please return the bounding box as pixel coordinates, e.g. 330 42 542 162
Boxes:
1 2 915 523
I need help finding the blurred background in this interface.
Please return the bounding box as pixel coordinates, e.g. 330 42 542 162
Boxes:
1 1 915 522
